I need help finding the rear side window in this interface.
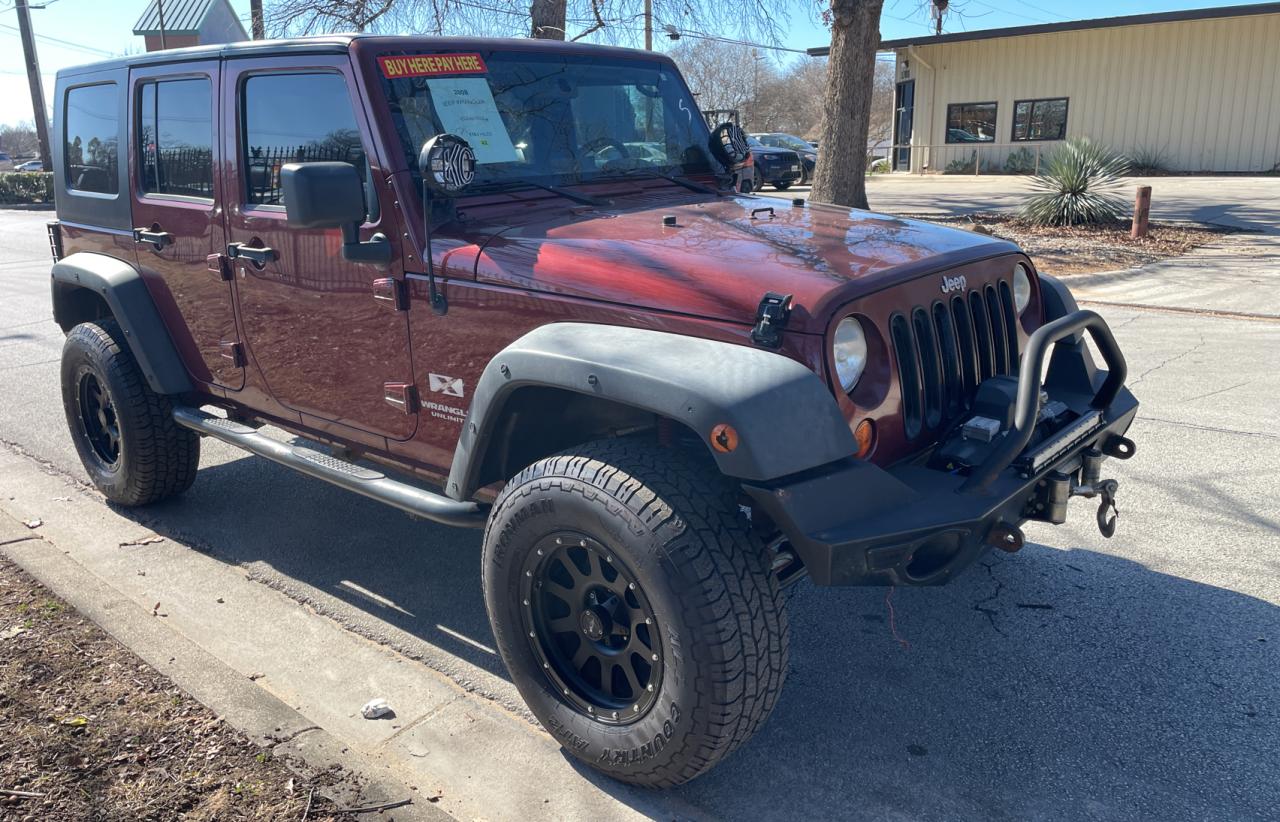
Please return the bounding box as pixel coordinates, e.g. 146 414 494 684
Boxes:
64 83 119 195
241 72 366 206
139 78 214 199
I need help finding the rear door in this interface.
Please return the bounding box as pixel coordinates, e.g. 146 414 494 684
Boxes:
129 60 243 389
221 56 415 442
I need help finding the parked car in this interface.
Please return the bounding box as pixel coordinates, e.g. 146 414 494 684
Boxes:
745 135 803 190
0 152 13 171
47 35 1138 789
14 159 44 172
751 132 817 183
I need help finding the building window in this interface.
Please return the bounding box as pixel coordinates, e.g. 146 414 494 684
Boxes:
64 83 119 195
945 102 997 143
1012 98 1068 142
138 78 214 199
241 72 366 206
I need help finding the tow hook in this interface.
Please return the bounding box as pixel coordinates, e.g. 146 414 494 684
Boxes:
1070 448 1120 538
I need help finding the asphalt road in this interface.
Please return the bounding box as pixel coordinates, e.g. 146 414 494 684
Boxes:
2 207 1277 820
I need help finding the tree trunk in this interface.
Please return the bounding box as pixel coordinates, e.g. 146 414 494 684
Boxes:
810 0 884 209
530 0 567 39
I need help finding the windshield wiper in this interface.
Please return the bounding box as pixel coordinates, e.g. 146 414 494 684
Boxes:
613 169 721 195
471 180 606 207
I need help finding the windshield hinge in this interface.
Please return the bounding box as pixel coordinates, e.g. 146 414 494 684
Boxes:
751 291 793 348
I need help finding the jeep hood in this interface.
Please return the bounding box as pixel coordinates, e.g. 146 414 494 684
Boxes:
473 193 1018 334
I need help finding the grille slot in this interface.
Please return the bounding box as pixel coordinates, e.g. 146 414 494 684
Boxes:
891 280 1020 439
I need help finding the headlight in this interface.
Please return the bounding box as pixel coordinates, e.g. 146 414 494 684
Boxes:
833 317 868 392
1013 263 1032 314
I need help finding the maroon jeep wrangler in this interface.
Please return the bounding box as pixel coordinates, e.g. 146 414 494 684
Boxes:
48 35 1137 786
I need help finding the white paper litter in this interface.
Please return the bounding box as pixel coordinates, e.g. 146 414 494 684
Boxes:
361 698 393 719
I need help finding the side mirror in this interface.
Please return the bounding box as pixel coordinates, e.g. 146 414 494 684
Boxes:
281 162 390 265
708 122 749 168
418 134 475 196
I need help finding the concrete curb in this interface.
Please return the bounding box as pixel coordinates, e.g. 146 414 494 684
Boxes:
0 511 453 821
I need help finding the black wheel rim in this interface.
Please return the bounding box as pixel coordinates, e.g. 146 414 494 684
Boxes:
522 533 662 725
78 370 120 466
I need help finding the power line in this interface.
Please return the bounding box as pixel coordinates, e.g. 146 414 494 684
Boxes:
0 22 114 57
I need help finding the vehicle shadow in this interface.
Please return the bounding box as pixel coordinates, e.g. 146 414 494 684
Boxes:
124 451 1277 821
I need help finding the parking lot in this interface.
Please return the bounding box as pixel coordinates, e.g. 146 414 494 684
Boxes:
2 188 1278 820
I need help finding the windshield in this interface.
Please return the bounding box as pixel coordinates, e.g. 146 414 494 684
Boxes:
760 134 813 152
378 50 716 191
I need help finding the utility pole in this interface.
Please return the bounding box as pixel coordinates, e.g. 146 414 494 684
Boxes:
157 0 167 49
643 0 652 49
15 0 52 171
250 0 264 39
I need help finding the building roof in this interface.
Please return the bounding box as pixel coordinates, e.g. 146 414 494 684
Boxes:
133 0 220 35
806 2 1280 55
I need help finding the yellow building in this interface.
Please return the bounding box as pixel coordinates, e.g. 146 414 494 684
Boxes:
870 3 1280 173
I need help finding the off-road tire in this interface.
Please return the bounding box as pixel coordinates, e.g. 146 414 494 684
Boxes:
60 320 199 506
482 438 790 787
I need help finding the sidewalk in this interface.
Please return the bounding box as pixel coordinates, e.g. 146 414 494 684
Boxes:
1066 233 1280 319
0 448 702 822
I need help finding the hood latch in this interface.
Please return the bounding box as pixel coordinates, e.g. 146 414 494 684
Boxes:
751 291 793 348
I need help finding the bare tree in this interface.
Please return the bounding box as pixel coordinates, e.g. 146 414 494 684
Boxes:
266 0 398 33
810 0 884 209
0 122 41 157
668 39 764 118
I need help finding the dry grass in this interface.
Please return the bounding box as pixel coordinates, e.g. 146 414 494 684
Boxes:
925 212 1240 275
0 557 359 821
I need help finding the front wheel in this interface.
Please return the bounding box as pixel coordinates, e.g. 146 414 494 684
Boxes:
482 439 789 787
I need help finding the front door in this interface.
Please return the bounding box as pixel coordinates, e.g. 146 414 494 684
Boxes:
129 61 243 389
221 58 416 441
893 80 915 171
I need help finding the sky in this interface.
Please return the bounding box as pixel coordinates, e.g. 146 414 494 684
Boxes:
0 0 1264 128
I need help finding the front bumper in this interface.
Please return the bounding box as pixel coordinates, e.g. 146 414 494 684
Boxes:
744 309 1139 586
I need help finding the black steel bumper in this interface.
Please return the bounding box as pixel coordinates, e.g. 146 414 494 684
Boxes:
743 309 1139 586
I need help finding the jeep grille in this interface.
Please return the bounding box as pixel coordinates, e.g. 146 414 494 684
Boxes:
890 280 1020 439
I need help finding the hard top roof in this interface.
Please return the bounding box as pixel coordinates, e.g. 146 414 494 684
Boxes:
56 34 673 79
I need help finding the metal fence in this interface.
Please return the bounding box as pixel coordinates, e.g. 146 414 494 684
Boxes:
892 142 1058 175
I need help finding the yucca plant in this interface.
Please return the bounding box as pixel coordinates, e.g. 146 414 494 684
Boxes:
1021 138 1129 226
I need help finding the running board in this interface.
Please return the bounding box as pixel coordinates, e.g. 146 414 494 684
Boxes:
172 407 486 529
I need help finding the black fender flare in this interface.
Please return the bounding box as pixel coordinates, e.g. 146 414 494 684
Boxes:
51 252 192 395
445 323 856 500
1039 273 1081 323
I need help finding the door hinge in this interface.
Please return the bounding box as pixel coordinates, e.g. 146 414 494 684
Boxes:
383 382 419 414
219 340 247 368
372 277 409 311
207 253 232 281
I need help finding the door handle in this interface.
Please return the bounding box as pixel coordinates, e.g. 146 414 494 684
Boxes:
133 226 173 250
227 242 278 266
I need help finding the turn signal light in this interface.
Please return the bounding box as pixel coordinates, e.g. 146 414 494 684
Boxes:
854 419 875 458
710 423 739 453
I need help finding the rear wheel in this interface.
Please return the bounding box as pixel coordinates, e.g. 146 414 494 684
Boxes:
60 320 199 506
482 439 789 786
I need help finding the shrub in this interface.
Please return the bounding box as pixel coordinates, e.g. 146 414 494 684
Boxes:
0 172 54 204
944 151 976 174
1126 145 1171 175
1003 147 1037 175
1021 138 1129 227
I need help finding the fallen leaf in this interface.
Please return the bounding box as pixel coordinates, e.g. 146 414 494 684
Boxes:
59 715 89 727
23 518 42 529
1 625 27 640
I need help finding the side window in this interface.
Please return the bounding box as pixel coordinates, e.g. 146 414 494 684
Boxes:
64 83 120 195
138 78 214 199
241 72 367 207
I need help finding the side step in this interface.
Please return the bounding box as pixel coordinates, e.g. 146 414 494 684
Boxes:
172 407 487 529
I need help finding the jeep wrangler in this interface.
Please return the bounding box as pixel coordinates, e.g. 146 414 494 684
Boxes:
48 35 1137 787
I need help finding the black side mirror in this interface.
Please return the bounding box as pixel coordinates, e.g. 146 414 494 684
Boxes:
281 162 390 265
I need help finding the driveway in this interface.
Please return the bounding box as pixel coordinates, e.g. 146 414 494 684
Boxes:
762 174 1280 235
2 208 1277 820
